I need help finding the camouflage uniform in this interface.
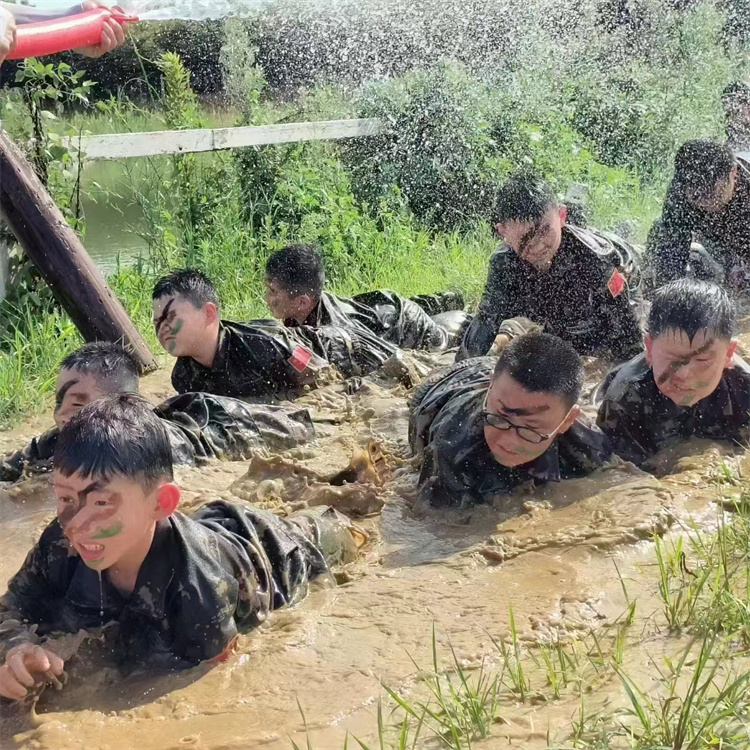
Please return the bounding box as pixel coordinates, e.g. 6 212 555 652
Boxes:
286 290 467 352
645 155 750 287
457 225 643 362
171 319 397 399
597 353 750 466
409 357 614 507
0 393 315 482
0 502 357 668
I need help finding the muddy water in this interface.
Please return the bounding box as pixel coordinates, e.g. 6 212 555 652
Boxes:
1 347 747 750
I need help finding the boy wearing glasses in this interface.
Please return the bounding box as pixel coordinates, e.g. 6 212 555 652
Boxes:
409 332 613 507
457 172 643 363
597 279 750 467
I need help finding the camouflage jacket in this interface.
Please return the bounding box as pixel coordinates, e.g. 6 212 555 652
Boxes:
171 319 396 399
0 393 315 483
647 155 750 285
596 353 750 466
0 502 333 668
457 225 643 362
287 290 453 351
409 358 614 507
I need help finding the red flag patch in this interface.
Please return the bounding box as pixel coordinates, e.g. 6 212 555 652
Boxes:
289 346 313 372
607 269 626 298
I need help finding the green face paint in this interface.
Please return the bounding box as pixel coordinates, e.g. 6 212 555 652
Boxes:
91 522 123 540
167 319 184 353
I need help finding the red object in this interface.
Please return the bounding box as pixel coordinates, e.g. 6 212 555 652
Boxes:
289 346 313 372
607 269 626 298
9 8 137 60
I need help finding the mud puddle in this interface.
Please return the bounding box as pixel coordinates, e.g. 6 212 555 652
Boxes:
0 350 746 749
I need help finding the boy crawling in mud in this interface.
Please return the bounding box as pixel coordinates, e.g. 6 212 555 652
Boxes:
263 244 467 351
597 279 750 467
0 395 362 700
409 332 613 507
152 268 397 399
0 342 315 483
457 172 643 363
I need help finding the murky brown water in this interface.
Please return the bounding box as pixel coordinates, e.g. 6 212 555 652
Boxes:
1 343 748 750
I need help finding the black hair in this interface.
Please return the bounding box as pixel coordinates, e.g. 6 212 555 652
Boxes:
59 342 140 393
648 278 736 343
722 81 750 108
672 140 735 200
265 245 325 298
152 268 220 310
493 173 558 225
54 394 174 490
493 332 583 407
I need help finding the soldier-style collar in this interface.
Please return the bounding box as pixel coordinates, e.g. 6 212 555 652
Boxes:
63 518 176 622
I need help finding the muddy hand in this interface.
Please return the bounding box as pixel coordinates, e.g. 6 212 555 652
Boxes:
0 643 65 701
489 334 511 356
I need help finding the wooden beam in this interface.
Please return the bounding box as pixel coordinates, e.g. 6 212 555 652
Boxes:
63 118 385 160
0 130 157 373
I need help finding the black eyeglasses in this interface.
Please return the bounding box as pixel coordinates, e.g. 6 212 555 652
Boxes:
481 395 570 445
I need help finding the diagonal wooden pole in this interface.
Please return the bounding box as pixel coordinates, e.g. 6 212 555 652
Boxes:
0 129 156 372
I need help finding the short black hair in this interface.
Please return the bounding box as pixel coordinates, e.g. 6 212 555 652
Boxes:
494 173 558 225
54 394 174 490
265 245 325 298
493 332 583 407
59 342 140 393
722 81 750 108
648 279 736 343
672 140 735 201
152 268 220 309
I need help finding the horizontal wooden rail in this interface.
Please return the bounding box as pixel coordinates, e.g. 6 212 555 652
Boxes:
63 117 385 160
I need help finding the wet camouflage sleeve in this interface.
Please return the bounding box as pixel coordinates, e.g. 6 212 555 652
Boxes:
0 428 59 482
457 251 514 361
0 522 72 660
645 213 693 287
596 396 653 466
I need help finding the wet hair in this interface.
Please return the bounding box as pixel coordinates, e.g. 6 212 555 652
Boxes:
54 394 174 490
493 173 558 225
493 332 583 407
265 245 325 298
722 81 750 108
672 140 735 201
152 268 220 310
59 342 140 393
648 279 736 343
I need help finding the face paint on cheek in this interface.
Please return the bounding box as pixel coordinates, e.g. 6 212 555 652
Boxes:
91 522 123 540
167 319 184 352
58 503 81 530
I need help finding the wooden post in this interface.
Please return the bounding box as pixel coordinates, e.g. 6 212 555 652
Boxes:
0 130 157 373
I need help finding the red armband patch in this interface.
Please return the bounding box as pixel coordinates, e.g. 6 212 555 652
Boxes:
289 346 313 372
607 269 626 298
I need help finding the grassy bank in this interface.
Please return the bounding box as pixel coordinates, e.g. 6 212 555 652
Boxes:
0 0 748 427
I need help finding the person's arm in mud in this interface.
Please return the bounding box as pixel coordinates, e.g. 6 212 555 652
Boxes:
457 251 517 360
0 428 59 483
0 529 68 700
595 397 652 467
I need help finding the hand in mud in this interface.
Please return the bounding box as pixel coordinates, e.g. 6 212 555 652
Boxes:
0 6 18 66
74 2 127 58
489 334 511 356
0 643 65 700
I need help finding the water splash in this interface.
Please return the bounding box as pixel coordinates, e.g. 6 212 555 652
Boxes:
121 0 271 21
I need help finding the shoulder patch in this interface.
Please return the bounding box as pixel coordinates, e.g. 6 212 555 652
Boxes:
607 268 626 298
289 346 313 372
